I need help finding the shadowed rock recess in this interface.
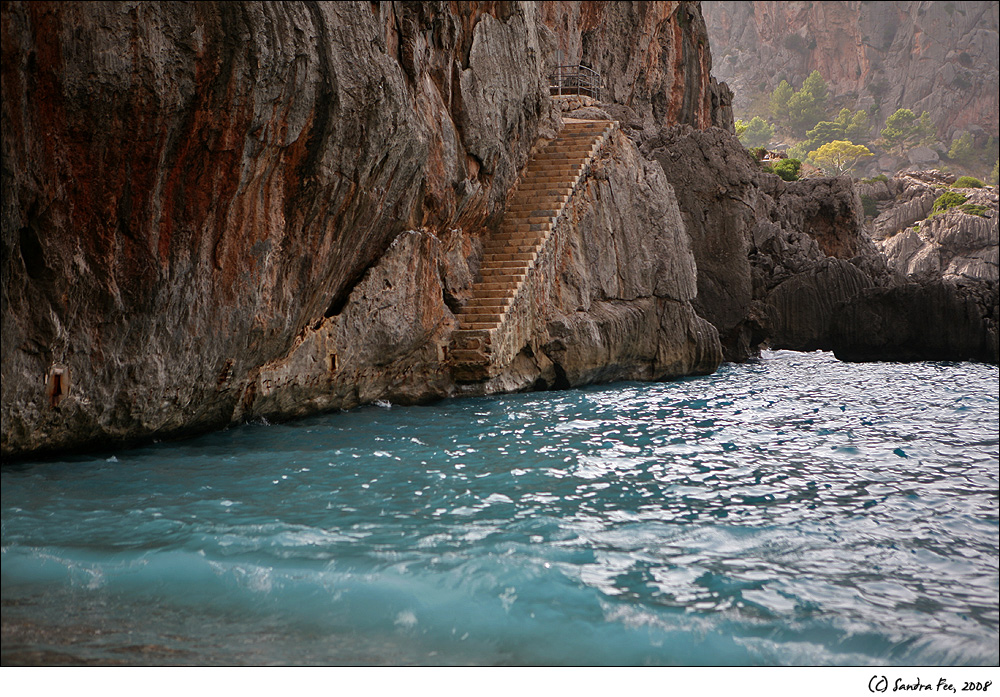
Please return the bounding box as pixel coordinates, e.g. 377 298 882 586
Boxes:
1 1 995 460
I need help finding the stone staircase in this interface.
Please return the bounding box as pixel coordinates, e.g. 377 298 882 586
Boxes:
450 119 617 382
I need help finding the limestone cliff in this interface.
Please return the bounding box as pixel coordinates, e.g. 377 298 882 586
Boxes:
1 1 720 458
703 1 1000 140
642 125 998 364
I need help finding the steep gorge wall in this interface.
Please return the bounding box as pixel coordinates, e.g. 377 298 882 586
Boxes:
642 125 998 364
703 0 1000 140
1 1 721 459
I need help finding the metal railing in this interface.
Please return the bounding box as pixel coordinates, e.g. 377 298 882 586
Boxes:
549 64 602 101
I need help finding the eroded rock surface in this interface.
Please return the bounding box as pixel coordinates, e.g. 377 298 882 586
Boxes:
641 125 998 364
1 0 554 457
1 1 723 458
703 0 1000 139
867 173 999 284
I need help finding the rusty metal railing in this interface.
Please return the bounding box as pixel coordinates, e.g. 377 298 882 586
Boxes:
549 64 602 101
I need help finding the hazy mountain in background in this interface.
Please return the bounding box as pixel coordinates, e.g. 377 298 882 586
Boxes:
703 1 999 150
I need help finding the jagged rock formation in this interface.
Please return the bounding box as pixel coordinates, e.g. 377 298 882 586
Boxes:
641 125 998 364
849 171 999 361
703 1 1000 140
832 280 998 363
866 172 999 283
3 0 994 460
641 124 888 360
1 0 721 459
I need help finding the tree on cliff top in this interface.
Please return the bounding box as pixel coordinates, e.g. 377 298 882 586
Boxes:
769 79 794 122
740 116 775 149
809 140 873 175
788 108 871 160
948 132 975 164
788 71 829 135
880 108 935 154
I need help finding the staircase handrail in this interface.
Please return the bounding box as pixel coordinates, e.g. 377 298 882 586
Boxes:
549 64 602 101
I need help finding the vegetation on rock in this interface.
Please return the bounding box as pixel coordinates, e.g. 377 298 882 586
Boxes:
771 158 802 181
879 108 936 154
739 116 775 148
952 176 984 189
809 140 873 175
930 190 968 216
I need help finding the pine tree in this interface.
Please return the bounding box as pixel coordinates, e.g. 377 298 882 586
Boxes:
948 132 975 163
880 109 918 153
917 111 936 145
741 116 775 149
788 71 829 134
809 140 873 175
769 80 794 123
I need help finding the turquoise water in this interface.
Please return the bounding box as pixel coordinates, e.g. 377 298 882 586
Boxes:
2 350 997 666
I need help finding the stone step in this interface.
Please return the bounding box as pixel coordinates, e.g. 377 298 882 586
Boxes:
509 194 568 205
533 152 591 161
478 261 529 272
480 269 527 280
491 231 543 243
483 250 535 262
452 326 495 339
528 158 586 167
475 281 520 292
468 287 513 298
458 308 504 319
480 262 529 272
557 133 605 142
541 141 598 150
483 241 542 254
521 174 576 184
525 167 582 177
506 202 563 213
513 186 573 196
519 215 556 225
462 296 514 317
525 157 590 168
467 282 513 292
462 311 507 322
483 247 540 260
561 125 607 133
449 348 490 363
501 221 552 233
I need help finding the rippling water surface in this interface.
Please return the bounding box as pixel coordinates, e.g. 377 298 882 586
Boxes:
2 351 998 665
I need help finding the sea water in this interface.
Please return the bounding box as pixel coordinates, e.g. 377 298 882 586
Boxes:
2 350 997 666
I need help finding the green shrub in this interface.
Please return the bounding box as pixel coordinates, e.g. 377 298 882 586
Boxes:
862 174 889 184
772 158 802 181
953 176 984 188
860 194 879 218
959 204 988 217
931 191 968 215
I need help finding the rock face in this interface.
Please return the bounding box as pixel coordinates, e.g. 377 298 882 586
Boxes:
642 126 998 365
868 172 999 283
831 280 998 363
249 127 723 420
641 124 890 360
3 1 994 461
853 171 999 362
703 0 1000 140
1 1 721 459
